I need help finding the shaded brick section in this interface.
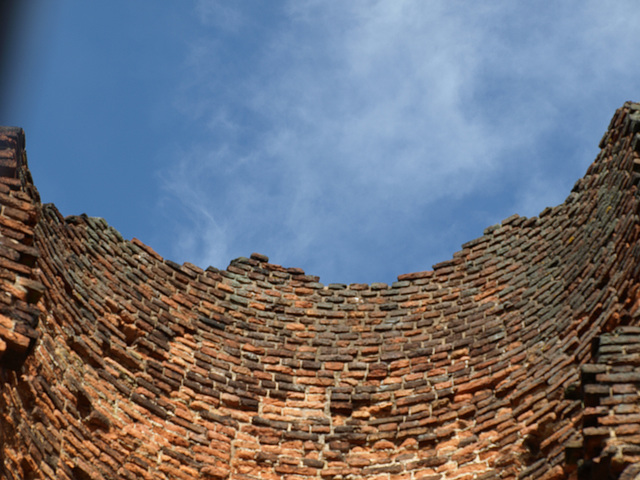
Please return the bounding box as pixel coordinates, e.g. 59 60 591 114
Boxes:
0 127 42 370
573 327 640 478
2 103 640 478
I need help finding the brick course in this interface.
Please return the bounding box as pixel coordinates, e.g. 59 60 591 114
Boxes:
2 103 640 478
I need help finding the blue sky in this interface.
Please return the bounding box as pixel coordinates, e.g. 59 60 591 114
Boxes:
1 1 640 285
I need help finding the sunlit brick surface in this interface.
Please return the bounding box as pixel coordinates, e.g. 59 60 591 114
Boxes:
2 103 640 479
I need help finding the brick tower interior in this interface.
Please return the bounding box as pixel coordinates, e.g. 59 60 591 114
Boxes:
2 103 640 479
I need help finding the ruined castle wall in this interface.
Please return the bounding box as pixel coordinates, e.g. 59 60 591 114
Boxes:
1 103 640 479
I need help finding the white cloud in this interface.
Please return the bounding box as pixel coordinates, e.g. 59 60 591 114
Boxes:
158 147 232 268
159 0 640 283
194 0 244 32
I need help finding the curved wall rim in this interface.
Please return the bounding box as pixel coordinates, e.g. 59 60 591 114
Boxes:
2 103 640 479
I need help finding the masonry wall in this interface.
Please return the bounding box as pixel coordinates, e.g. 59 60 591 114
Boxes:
1 103 640 479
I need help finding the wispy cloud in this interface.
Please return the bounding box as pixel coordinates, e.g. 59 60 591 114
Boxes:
158 0 640 283
194 0 245 32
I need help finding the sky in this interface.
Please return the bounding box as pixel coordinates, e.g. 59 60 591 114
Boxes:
1 1 640 285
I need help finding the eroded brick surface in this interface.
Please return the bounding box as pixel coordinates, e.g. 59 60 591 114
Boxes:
2 103 640 478
0 127 42 371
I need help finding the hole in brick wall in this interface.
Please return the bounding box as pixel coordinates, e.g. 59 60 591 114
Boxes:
2 350 30 371
523 433 541 462
71 466 93 480
564 383 581 400
85 409 111 432
523 422 556 464
16 381 36 414
76 390 92 419
582 414 599 429
20 458 36 480
590 337 600 360
620 313 632 327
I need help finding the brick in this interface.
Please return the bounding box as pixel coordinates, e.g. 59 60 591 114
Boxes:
3 104 640 479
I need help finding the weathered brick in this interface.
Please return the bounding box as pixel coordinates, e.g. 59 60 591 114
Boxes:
3 104 640 479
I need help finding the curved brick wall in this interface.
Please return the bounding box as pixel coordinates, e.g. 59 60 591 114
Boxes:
2 103 640 479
